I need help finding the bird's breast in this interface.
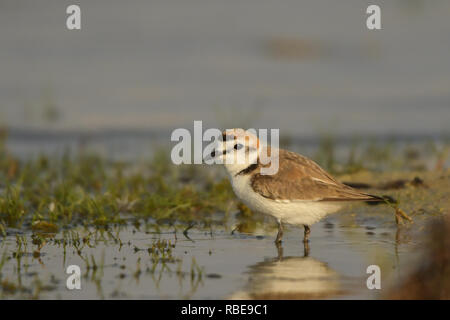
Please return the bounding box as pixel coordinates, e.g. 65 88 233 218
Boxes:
228 174 342 226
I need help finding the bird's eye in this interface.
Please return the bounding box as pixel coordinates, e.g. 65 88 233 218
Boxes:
234 143 243 150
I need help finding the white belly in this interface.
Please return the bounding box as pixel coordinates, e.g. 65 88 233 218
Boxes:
229 174 342 226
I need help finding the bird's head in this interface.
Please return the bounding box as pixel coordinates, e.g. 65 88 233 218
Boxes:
207 128 261 176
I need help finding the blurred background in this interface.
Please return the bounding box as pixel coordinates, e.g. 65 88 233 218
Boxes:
0 1 449 300
0 0 449 158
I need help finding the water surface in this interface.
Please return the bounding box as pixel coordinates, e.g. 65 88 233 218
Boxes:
0 210 425 299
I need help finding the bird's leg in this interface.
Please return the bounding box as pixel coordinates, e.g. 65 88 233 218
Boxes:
275 220 283 244
275 241 284 261
303 225 311 256
303 225 310 243
303 242 310 257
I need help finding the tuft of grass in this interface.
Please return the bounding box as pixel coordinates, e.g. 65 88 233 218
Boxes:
0 143 236 232
0 186 27 227
0 131 448 233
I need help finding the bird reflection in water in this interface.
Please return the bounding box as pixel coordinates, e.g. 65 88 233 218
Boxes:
230 244 343 299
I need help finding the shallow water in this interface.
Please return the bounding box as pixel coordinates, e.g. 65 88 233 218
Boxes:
0 209 425 299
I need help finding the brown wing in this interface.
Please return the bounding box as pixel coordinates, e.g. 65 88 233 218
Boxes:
252 149 379 202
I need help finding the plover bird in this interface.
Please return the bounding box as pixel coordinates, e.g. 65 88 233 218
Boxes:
207 128 390 246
